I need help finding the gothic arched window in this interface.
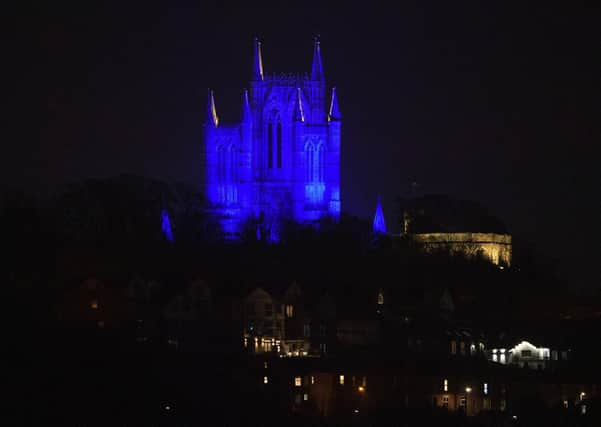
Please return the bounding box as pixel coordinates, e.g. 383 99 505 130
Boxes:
228 144 237 183
217 145 226 183
317 142 325 182
305 142 315 182
267 111 281 169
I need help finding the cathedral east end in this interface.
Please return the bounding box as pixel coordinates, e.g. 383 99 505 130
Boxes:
203 38 341 240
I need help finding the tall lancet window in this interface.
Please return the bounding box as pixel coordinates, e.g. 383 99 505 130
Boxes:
267 111 281 169
317 142 325 182
304 140 325 205
217 145 226 183
227 144 238 203
305 142 315 181
228 145 237 183
217 145 226 204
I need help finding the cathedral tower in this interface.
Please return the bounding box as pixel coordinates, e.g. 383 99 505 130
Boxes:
203 37 341 239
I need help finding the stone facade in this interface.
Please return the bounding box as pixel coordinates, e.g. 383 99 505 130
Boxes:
203 38 341 240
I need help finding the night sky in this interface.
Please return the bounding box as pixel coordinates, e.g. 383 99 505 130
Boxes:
5 2 598 288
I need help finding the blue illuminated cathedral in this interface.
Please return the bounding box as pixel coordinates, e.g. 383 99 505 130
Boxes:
203 38 341 239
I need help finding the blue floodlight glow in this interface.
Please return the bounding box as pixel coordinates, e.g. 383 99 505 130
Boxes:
203 38 341 240
160 209 174 242
372 196 387 234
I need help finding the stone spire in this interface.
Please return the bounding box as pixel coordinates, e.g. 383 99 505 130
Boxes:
311 36 324 81
252 37 264 81
328 87 341 121
206 89 218 127
372 195 387 234
241 89 252 123
293 88 305 122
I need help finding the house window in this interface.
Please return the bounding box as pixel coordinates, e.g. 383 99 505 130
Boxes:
311 376 315 385
522 350 532 357
263 376 268 384
339 375 345 385
319 343 327 354
450 340 457 354
500 399 506 411
264 303 272 317
377 290 384 305
484 382 488 395
294 376 302 387
303 324 311 337
483 398 491 410
90 300 99 310
459 396 467 408
442 395 449 408
285 305 294 318
303 393 308 401
443 379 448 392
460 341 466 355
362 376 367 387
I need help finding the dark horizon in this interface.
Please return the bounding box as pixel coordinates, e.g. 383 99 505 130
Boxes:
5 2 597 288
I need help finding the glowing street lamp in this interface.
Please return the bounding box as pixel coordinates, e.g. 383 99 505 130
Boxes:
358 386 365 392
465 387 472 393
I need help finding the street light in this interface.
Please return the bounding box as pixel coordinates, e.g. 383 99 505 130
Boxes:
465 387 472 393
358 386 365 392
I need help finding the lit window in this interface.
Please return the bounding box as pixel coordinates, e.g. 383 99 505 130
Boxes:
311 376 315 384
339 375 345 385
264 362 268 369
483 398 491 410
443 379 448 392
294 377 302 387
362 376 367 387
563 400 568 409
90 300 99 310
303 393 308 401
580 392 586 401
484 383 488 395
285 305 294 318
377 290 384 305
442 395 449 408
581 404 586 415
263 376 268 384
303 324 311 337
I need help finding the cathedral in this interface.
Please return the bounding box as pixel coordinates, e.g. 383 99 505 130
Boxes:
203 38 341 240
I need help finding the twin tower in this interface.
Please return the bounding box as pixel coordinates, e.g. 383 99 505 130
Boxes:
203 38 341 240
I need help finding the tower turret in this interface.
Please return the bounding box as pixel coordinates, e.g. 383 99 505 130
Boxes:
293 88 305 122
206 89 219 127
241 89 252 123
372 195 387 234
252 37 264 81
311 37 324 82
328 87 341 121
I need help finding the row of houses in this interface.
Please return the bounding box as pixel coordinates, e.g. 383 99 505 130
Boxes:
57 277 573 369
